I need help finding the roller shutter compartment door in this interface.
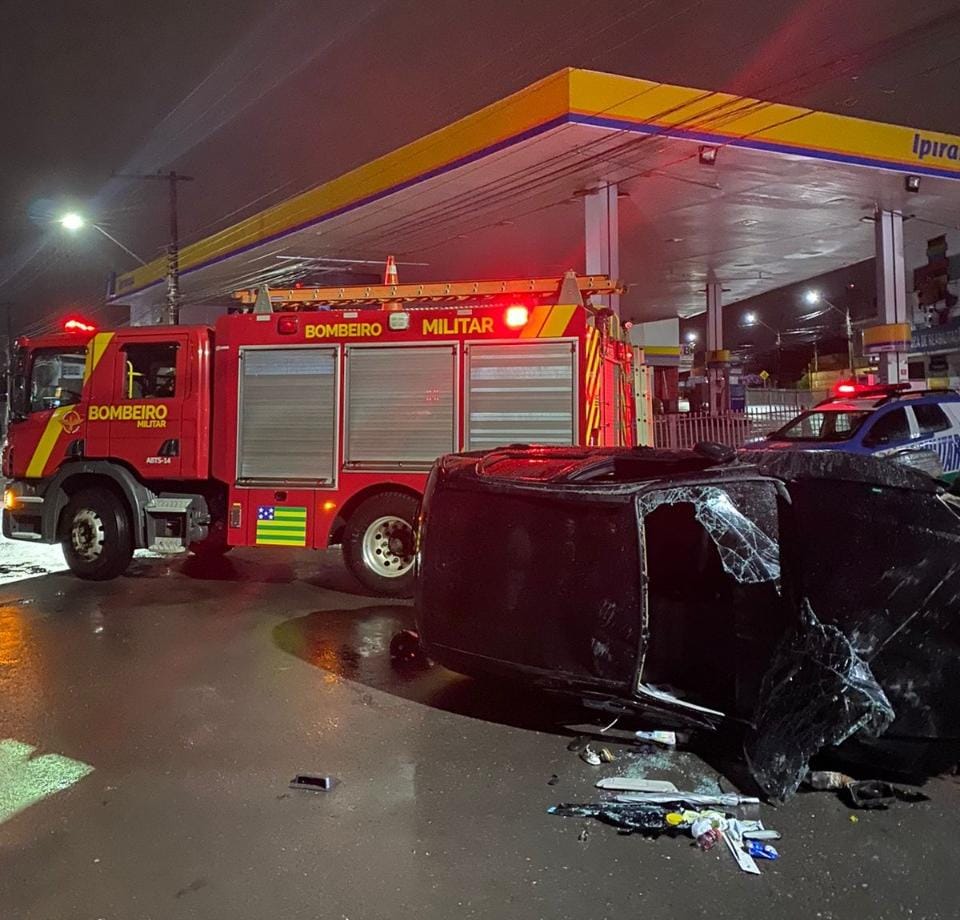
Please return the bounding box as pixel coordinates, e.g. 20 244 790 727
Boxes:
345 345 455 466
466 342 575 450
237 347 337 482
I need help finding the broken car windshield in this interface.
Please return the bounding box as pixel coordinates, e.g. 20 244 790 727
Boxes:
637 484 781 584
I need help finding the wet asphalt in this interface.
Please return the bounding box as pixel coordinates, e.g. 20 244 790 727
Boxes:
0 548 957 920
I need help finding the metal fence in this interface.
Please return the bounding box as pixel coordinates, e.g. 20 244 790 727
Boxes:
745 387 828 413
653 411 755 449
654 390 830 450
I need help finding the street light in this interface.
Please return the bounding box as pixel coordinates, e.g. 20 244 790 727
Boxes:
59 212 85 232
741 311 783 384
685 331 698 343
802 289 854 379
57 212 147 267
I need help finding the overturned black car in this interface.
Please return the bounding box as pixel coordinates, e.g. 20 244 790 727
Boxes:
413 445 960 799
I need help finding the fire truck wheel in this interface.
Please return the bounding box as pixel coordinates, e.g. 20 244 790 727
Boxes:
61 488 134 580
343 491 419 597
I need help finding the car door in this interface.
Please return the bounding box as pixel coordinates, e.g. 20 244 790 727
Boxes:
911 402 960 477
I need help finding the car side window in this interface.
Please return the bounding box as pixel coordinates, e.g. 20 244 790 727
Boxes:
122 343 178 399
862 408 910 447
914 403 950 436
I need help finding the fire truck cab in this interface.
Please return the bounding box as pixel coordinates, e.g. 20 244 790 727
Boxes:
3 272 635 595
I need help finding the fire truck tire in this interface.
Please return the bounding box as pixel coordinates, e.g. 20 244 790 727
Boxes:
342 491 419 597
61 488 134 580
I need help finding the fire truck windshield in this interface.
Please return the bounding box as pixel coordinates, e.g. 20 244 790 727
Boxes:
14 347 87 417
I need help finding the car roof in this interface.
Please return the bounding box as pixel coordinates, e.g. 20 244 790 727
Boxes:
815 390 960 412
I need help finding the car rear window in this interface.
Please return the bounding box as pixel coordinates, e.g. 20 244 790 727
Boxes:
862 408 910 447
914 403 950 436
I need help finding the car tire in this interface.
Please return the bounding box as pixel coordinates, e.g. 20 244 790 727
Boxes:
342 491 419 597
61 488 134 581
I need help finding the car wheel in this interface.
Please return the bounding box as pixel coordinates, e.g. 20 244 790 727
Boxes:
61 488 134 580
342 491 419 597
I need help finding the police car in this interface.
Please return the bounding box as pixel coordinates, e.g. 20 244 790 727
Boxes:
756 384 960 480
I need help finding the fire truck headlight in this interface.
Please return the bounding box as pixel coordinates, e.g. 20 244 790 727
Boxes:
505 305 529 329
3 489 16 511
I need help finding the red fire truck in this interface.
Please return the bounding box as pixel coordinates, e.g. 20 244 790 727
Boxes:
2 272 635 595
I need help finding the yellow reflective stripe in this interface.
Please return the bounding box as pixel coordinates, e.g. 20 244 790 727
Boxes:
28 333 113 478
25 407 72 478
586 397 601 444
587 340 602 391
83 332 114 383
538 304 576 338
519 305 551 338
583 329 603 444
585 328 599 369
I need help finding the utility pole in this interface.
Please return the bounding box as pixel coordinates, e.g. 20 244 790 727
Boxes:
775 329 782 388
113 170 194 325
0 301 14 363
0 302 14 434
844 306 855 381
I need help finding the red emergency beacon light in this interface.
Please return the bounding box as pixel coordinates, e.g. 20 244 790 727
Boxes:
832 379 910 399
504 305 529 329
63 317 97 334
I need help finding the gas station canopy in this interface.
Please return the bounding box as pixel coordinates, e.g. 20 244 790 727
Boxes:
110 68 960 323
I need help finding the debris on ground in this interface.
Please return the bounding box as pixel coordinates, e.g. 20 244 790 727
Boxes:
612 791 760 808
598 747 616 764
579 746 602 766
549 800 781 874
596 777 678 793
747 840 780 860
803 770 929 809
634 730 676 747
547 774 560 786
806 770 855 791
842 779 930 810
289 773 339 792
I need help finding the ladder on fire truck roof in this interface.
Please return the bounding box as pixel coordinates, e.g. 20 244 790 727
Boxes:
232 270 623 313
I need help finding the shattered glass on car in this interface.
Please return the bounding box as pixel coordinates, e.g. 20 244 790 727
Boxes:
637 485 781 584
745 601 895 800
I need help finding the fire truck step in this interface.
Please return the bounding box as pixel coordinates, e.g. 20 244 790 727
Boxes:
144 495 211 554
148 537 191 555
146 497 197 514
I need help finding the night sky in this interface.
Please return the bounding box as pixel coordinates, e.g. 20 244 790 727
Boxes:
3 0 960 345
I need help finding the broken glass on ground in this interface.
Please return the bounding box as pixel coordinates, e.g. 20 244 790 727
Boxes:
745 601 895 801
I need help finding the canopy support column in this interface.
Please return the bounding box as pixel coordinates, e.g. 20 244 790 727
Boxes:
706 281 728 413
875 208 909 385
585 183 621 316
